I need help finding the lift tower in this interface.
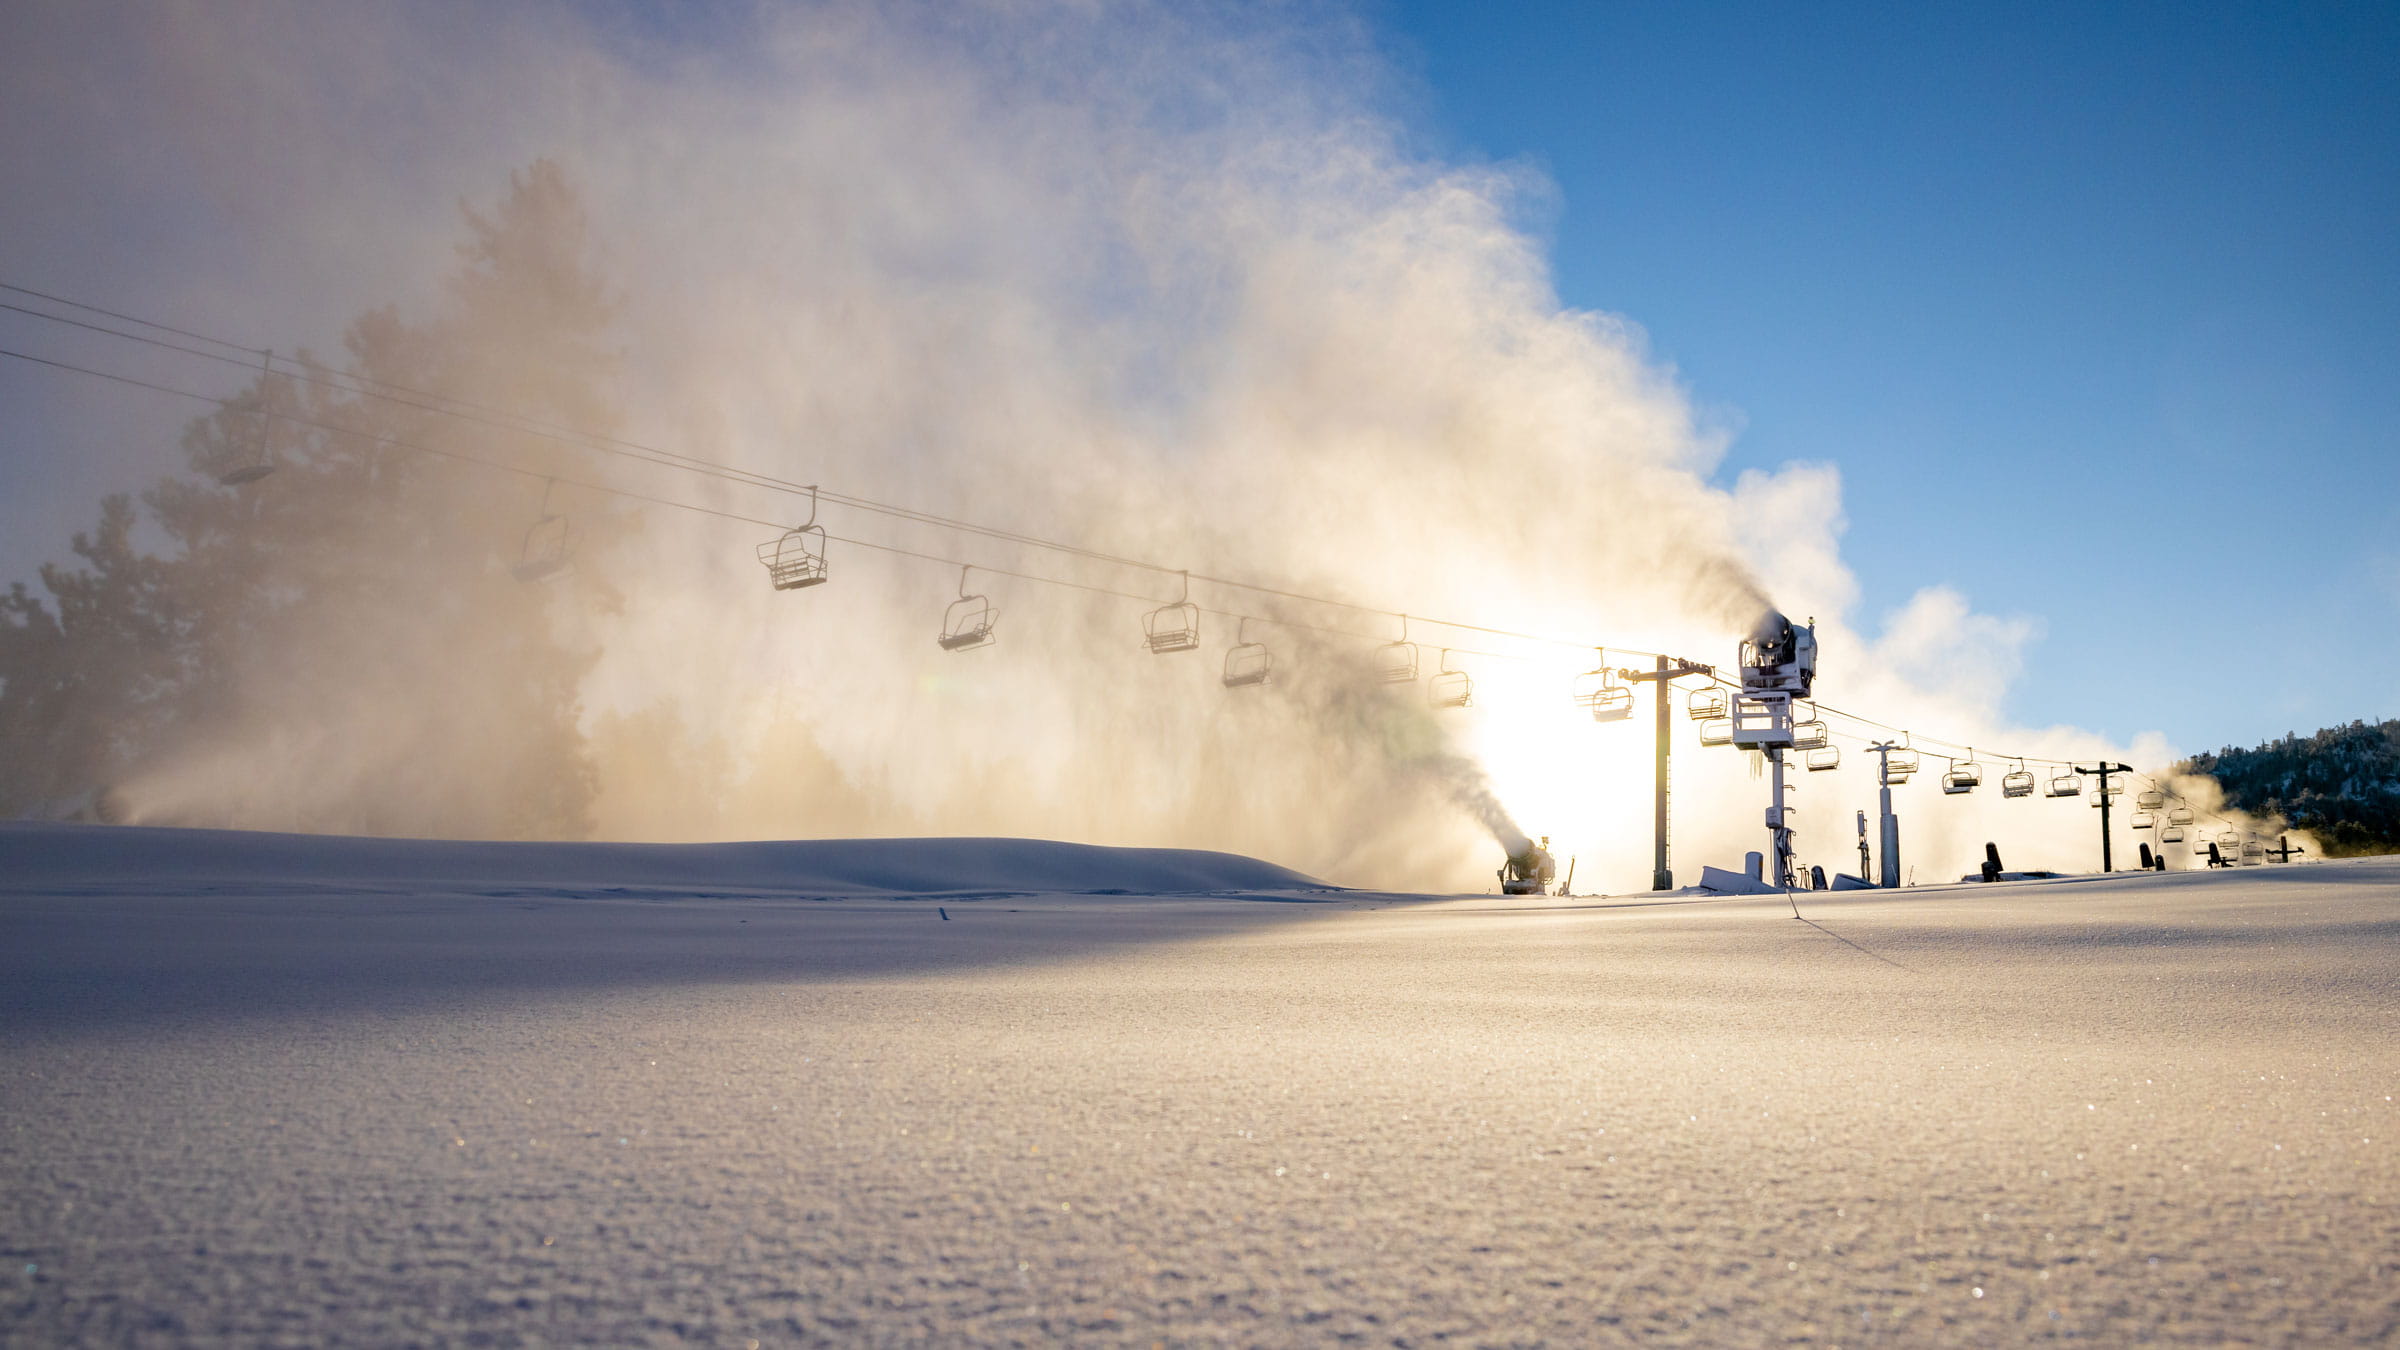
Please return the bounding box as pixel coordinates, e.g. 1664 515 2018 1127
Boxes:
1621 655 1714 890
1729 613 1818 888
2074 762 2134 872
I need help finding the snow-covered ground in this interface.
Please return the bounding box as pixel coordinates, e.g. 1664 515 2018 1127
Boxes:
3 823 2394 1343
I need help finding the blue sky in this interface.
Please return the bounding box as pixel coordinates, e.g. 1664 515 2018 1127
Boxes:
1368 0 2400 751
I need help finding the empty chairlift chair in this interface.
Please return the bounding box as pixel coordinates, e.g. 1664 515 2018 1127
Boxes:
1374 616 1419 684
1793 720 1830 750
1804 744 1841 771
1943 755 1984 795
1428 650 1472 709
1687 686 1727 720
938 565 997 652
2162 825 2186 844
2047 771 2082 798
1143 572 1200 655
1575 666 1634 722
214 350 280 487
757 487 830 590
2130 812 2157 829
511 479 573 583
2136 789 2167 810
2001 762 2037 798
2168 806 2194 826
1221 618 1272 688
1883 748 1919 783
1698 717 1735 747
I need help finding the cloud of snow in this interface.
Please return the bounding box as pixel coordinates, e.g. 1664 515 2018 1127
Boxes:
4 0 2286 886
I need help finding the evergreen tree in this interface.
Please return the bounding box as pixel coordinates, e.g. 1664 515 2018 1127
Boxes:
1 161 616 837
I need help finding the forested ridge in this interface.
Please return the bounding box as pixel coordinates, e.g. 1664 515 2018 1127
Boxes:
2184 719 2400 856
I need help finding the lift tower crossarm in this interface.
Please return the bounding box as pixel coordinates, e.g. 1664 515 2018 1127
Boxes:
1620 656 1714 891
2074 762 2135 873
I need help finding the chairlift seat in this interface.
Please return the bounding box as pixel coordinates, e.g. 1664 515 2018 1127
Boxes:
512 515 572 584
2136 790 2167 810
2130 812 2157 829
1804 745 1841 771
1698 717 1734 747
2162 825 2186 843
1222 642 1272 688
1428 670 1472 708
757 525 830 590
1143 601 1201 654
939 595 997 651
2046 774 2082 797
1374 641 1419 684
2000 770 2036 798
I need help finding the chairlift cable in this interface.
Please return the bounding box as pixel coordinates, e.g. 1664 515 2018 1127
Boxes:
1 283 1631 657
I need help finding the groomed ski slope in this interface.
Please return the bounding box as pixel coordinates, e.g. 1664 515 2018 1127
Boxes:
3 824 2396 1345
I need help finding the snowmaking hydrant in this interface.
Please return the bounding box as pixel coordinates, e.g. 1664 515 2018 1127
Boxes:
1499 836 1557 896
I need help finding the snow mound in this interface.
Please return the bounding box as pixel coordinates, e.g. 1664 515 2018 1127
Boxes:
0 823 1330 897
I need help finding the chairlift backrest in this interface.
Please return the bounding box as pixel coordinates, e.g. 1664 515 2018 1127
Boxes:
757 524 830 591
1223 641 1272 688
940 593 997 651
1429 669 1472 709
1144 601 1201 654
512 512 572 584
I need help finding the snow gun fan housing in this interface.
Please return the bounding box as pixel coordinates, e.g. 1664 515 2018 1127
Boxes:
1740 610 1817 700
1499 837 1556 896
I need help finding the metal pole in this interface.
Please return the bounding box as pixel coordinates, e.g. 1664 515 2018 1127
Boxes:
1653 653 1672 891
2097 764 2114 873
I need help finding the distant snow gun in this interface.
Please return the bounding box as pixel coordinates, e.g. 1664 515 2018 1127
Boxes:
1499 836 1557 896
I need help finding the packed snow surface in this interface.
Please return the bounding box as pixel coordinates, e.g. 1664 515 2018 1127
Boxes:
3 823 2396 1344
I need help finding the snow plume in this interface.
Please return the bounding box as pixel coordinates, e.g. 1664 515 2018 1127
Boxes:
0 1 2217 887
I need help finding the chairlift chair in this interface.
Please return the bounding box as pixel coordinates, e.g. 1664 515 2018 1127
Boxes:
511 479 573 583
2000 767 2036 798
1883 749 1918 782
1944 754 1984 795
1142 571 1201 654
2217 830 2240 848
1698 717 1734 747
938 565 997 652
1804 745 1841 772
2136 789 2167 811
1374 616 1418 684
1793 720 1829 750
1687 686 1727 720
757 487 830 590
1222 618 1272 688
214 350 280 487
2167 806 2194 826
2131 812 2157 829
2046 772 2082 798
1428 650 1472 709
1575 667 1634 722
2162 825 2186 844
